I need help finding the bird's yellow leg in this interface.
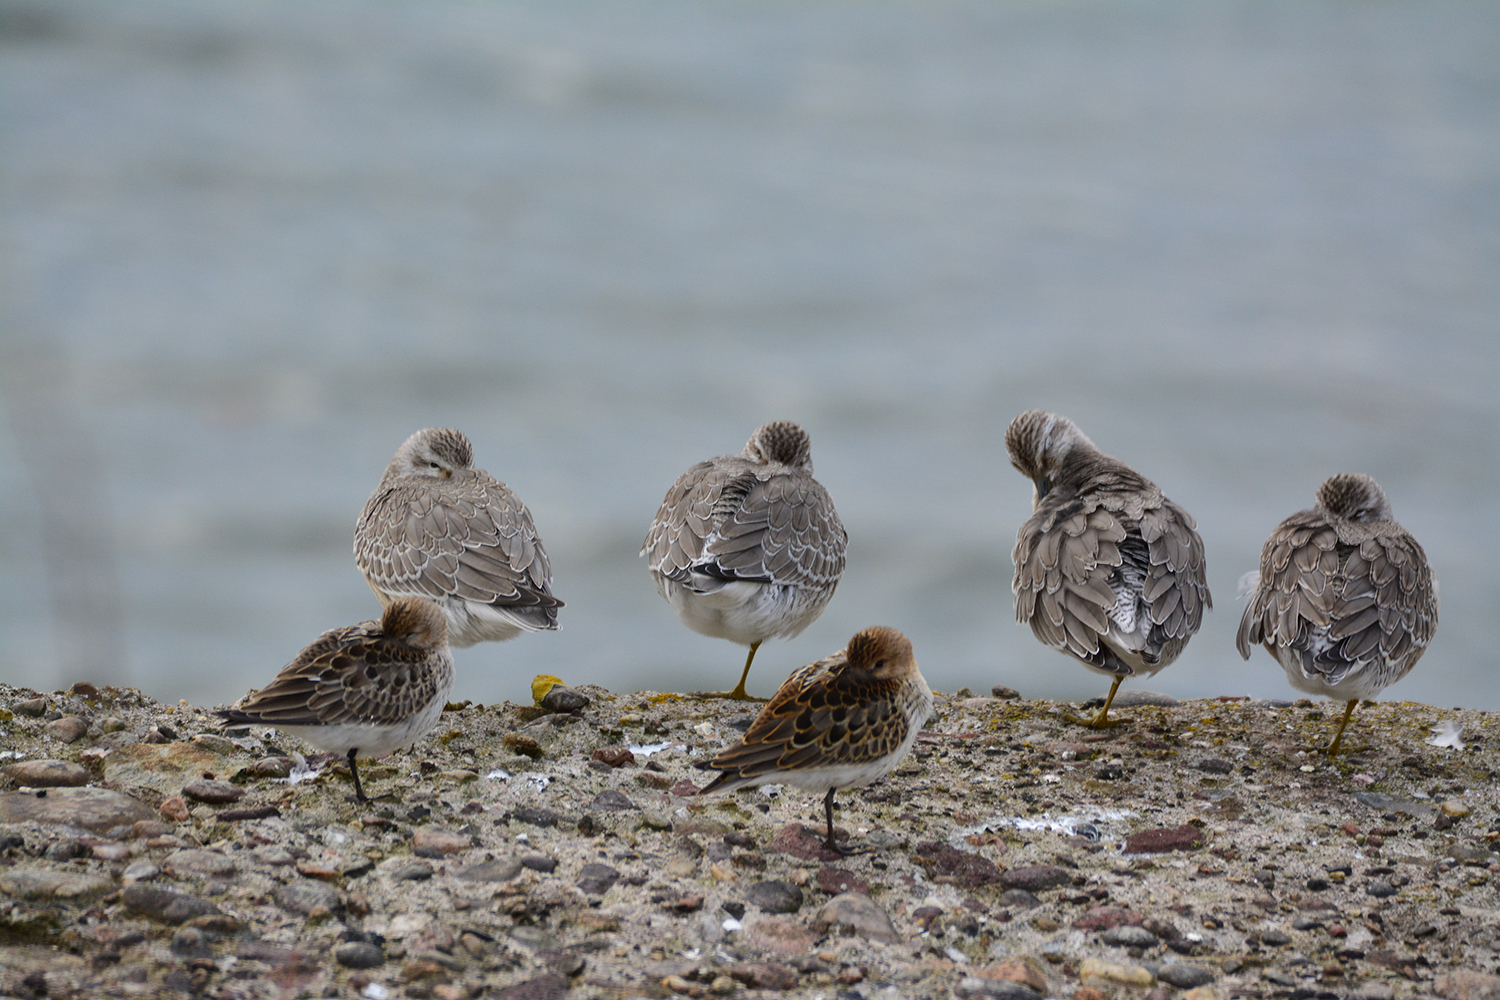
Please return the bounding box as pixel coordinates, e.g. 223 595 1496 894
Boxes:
1326 699 1357 756
1086 676 1126 728
691 641 769 701
727 641 764 701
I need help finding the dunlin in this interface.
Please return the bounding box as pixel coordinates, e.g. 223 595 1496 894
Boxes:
643 421 846 700
1236 473 1438 755
697 626 932 852
1005 410 1211 727
217 597 454 802
356 427 562 647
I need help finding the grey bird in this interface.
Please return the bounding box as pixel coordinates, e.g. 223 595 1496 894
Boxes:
355 428 562 647
1005 410 1211 727
1236 473 1438 755
642 421 847 700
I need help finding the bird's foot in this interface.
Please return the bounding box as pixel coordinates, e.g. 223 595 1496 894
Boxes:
1061 711 1125 729
688 689 770 703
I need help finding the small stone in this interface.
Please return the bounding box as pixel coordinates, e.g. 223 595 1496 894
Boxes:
999 888 1042 910
520 854 557 873
1434 970 1500 1000
2 760 90 787
123 860 160 882
387 860 434 881
248 757 292 778
164 849 237 878
1366 880 1397 898
1158 964 1215 989
541 685 590 713
1079 957 1155 988
14 697 47 717
181 780 243 804
815 867 871 896
190 733 238 755
1349 984 1395 1000
811 893 901 944
456 858 522 882
1124 825 1204 854
100 716 126 733
159 797 189 822
335 941 385 969
1441 799 1471 818
745 917 818 955
0 786 155 831
592 747 635 768
507 807 558 828
914 840 1006 888
1073 906 1145 931
745 880 803 914
956 978 1043 1000
979 958 1050 994
412 829 471 858
577 863 620 895
127 820 173 839
1101 925 1158 948
0 868 115 902
502 733 544 760
122 883 223 924
44 717 88 743
768 823 843 862
588 789 637 811
273 880 340 916
728 961 798 991
992 687 1021 699
92 842 131 861
999 864 1072 892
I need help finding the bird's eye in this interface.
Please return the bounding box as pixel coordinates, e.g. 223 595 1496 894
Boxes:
874 659 886 670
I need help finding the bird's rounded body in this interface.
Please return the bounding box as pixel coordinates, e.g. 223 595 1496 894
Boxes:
643 421 846 698
1237 473 1437 712
1004 410 1211 725
218 597 455 799
698 626 932 851
355 428 561 648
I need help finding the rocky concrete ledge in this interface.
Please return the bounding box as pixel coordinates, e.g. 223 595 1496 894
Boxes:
1 680 1497 1000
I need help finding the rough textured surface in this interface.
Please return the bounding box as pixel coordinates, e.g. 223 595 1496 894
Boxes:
0 681 1497 999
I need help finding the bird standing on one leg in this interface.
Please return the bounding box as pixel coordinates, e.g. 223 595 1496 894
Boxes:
642 421 846 700
697 626 932 852
355 427 562 649
1005 410 1211 727
217 597 454 803
1236 473 1438 755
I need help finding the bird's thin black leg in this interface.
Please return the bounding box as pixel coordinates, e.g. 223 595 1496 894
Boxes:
348 748 368 803
822 788 838 850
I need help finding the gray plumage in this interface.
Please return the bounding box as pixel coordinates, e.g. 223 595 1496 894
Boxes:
355 428 561 648
642 420 847 700
1005 410 1211 726
1236 473 1438 754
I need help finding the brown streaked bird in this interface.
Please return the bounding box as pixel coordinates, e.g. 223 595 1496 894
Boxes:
217 597 454 803
642 421 847 700
1005 410 1211 727
1236 473 1438 755
355 427 562 648
697 626 932 853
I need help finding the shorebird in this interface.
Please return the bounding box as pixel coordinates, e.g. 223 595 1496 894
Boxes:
1005 410 1211 727
642 420 847 700
697 626 932 852
217 597 454 802
1236 473 1438 755
355 428 562 647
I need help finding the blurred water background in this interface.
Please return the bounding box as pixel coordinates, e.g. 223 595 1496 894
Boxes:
2 2 1496 714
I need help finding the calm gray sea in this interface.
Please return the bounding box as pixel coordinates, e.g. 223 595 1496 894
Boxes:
2 2 1496 714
